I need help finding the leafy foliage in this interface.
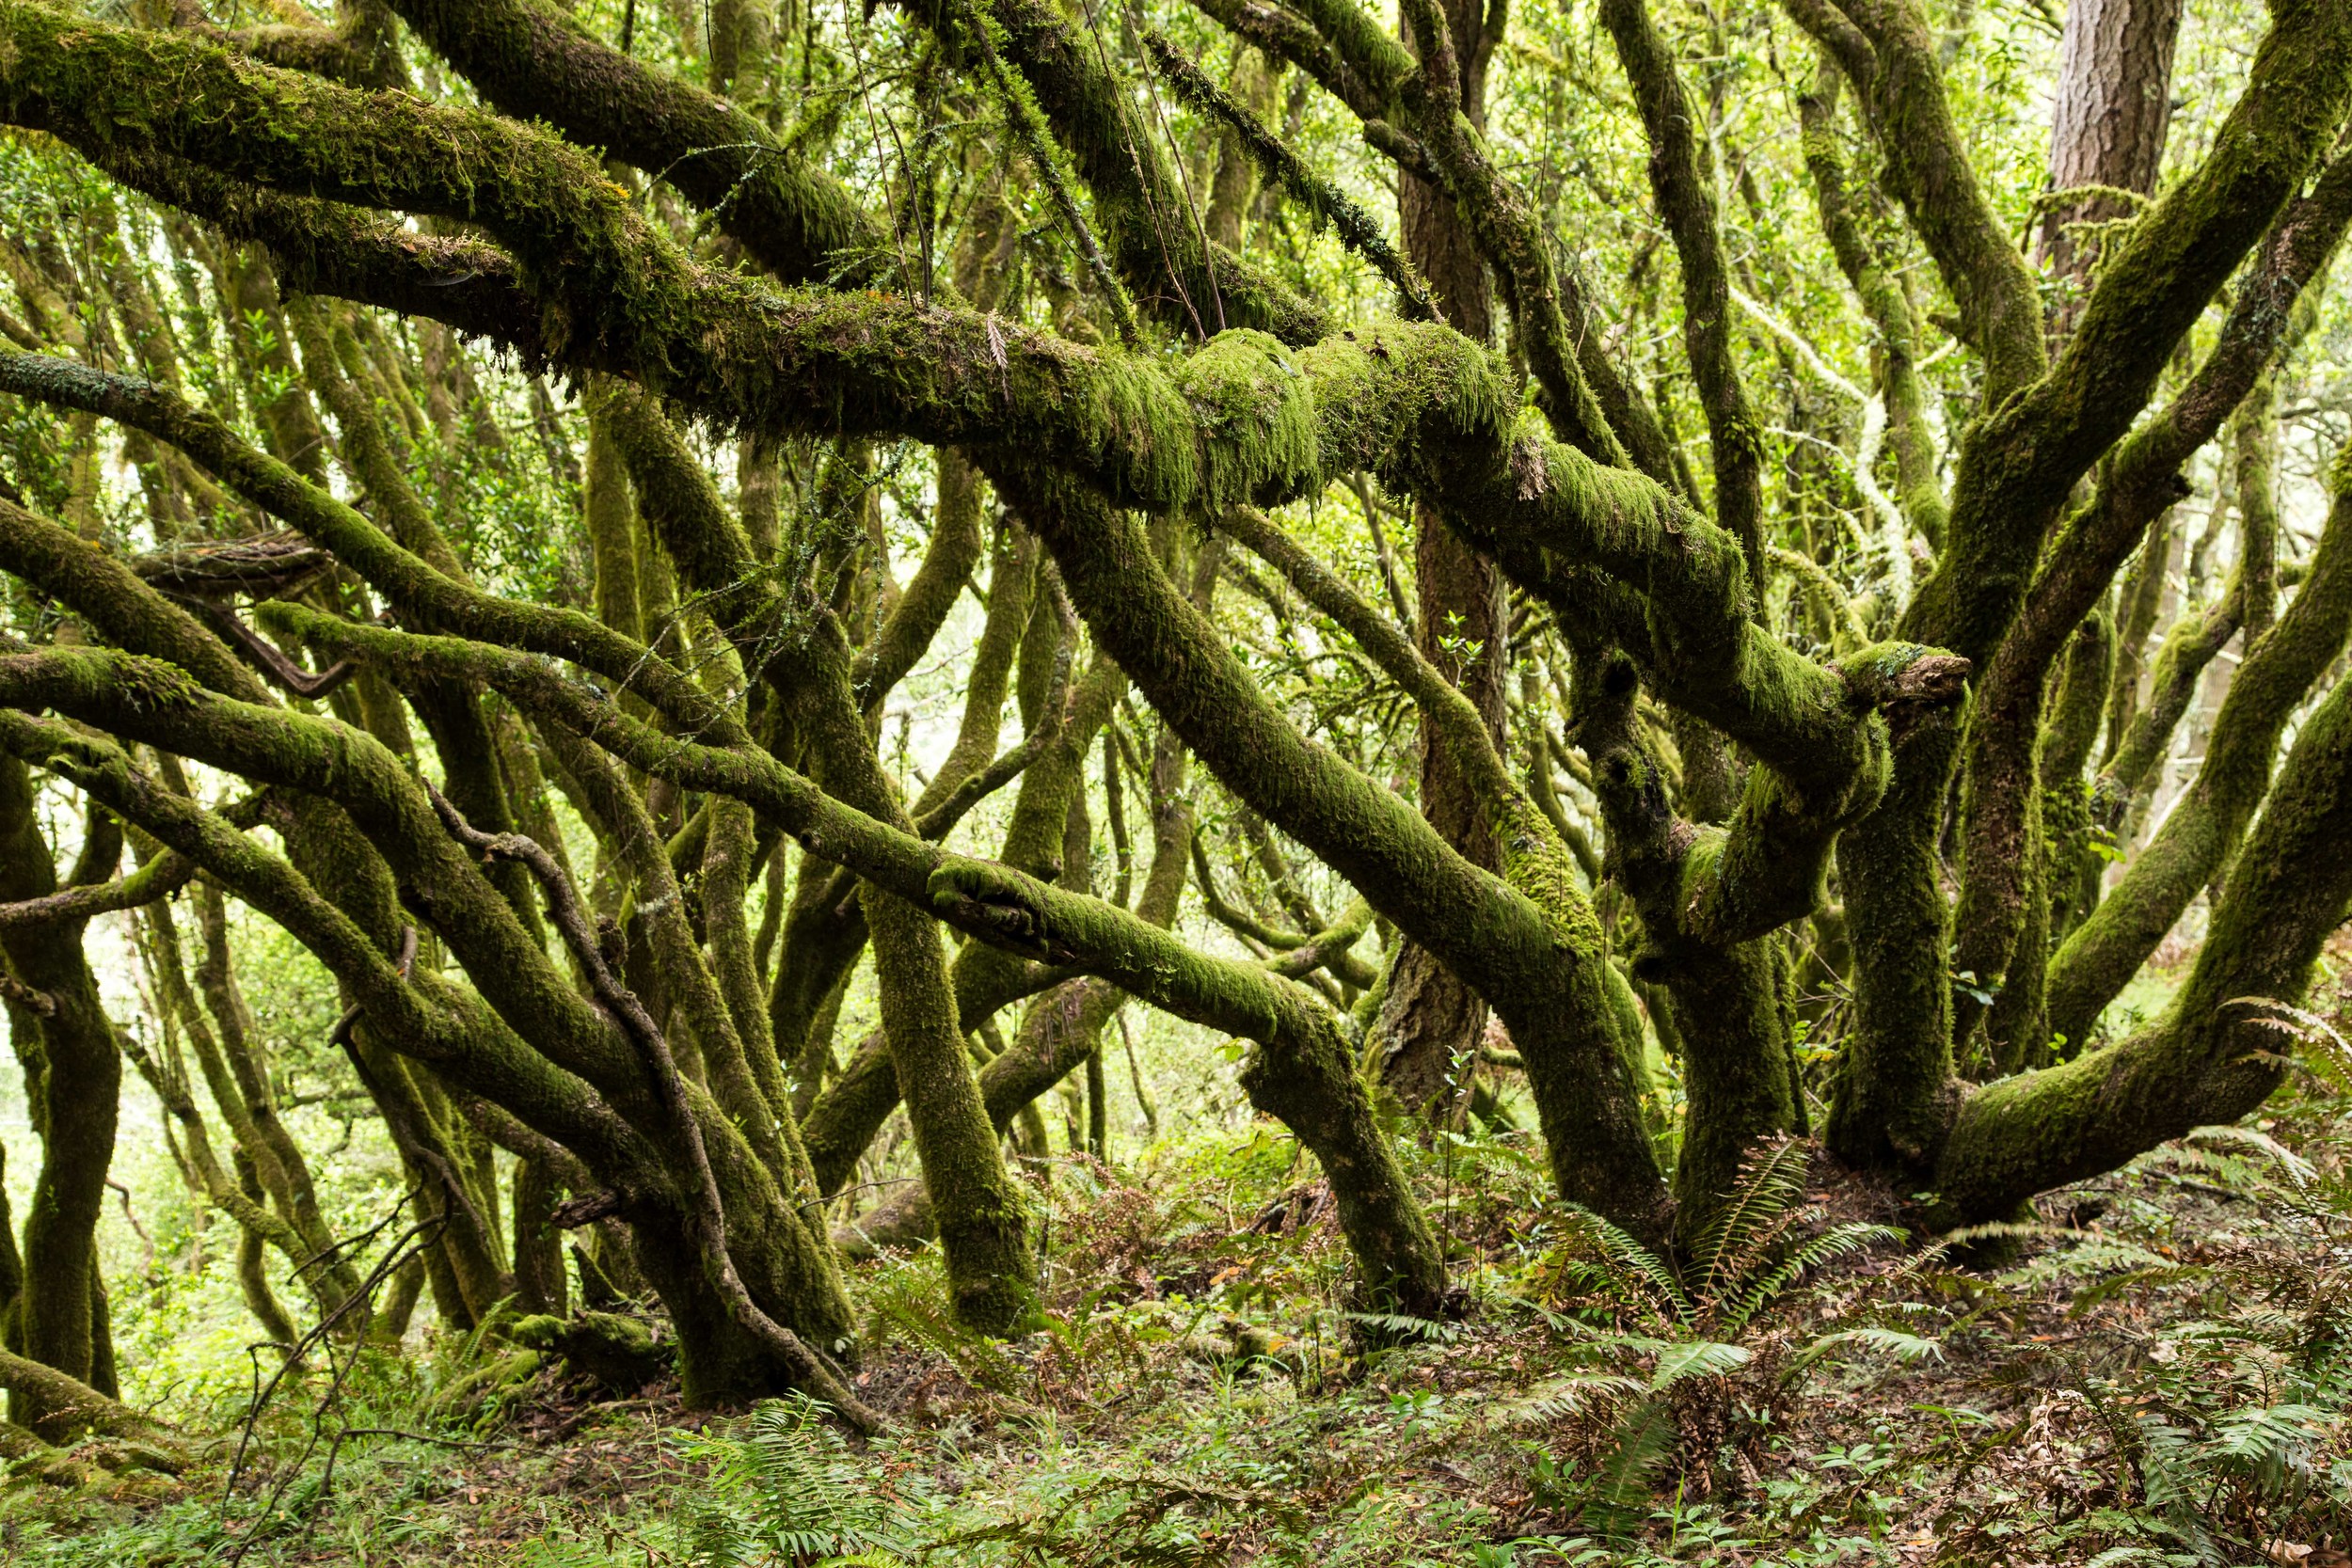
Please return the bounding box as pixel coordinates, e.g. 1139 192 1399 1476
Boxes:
677 1395 912 1568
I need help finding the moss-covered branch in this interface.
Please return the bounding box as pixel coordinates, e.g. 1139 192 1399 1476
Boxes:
1947 142 2352 1067
0 494 268 704
1905 0 2350 666
2045 460 2352 1047
0 752 120 1424
1933 634 2352 1222
930 0 1326 342
1795 61 1945 550
0 352 734 739
1600 0 1764 580
1820 0 2350 1180
0 846 196 929
254 605 1444 1301
384 0 888 289
990 461 1670 1234
0 689 860 1398
1142 29 1436 321
77 151 547 359
2095 582 2244 820
1573 652 1801 1235
1783 0 2044 408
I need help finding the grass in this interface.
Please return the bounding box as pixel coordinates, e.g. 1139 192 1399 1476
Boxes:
16 1059 2352 1565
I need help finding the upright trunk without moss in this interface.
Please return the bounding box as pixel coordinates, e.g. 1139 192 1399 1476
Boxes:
1373 0 1506 1119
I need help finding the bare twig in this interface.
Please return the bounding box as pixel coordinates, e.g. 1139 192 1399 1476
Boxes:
1143 29 1436 321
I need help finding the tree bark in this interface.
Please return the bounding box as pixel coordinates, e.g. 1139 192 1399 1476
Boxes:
2037 0 2186 295
1374 0 1505 1120
0 762 121 1439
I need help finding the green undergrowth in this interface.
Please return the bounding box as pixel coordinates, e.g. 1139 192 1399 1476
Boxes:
20 1062 2352 1565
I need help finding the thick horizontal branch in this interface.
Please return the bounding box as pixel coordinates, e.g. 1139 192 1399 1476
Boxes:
253 608 1359 1074
385 0 887 290
86 151 548 357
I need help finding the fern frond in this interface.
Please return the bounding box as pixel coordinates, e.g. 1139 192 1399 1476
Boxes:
1649 1338 1752 1390
1717 1223 1899 1334
1790 1326 1944 1370
1691 1136 1810 1303
1581 1397 1677 1538
1934 1219 2089 1250
1505 1372 1645 1425
2184 1123 2318 1189
1341 1309 1462 1343
2207 1402 2328 1473
1563 1206 1692 1323
2063 1264 2210 1312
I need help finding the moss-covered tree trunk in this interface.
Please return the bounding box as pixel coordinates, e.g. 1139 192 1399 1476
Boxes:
0 757 121 1438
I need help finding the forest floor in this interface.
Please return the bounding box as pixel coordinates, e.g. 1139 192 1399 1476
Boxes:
14 990 2352 1565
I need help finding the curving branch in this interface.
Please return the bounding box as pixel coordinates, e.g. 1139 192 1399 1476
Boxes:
1142 29 1436 321
2044 461 2352 1047
0 847 199 930
1948 142 2352 1056
1599 0 1765 580
424 787 882 1431
383 0 888 290
1781 0 2044 408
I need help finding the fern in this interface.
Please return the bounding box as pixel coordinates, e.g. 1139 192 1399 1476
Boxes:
1718 1223 1900 1336
1559 1208 1692 1324
677 1394 911 1568
1790 1325 1946 1369
1690 1136 1813 1307
1505 1372 1645 1426
1580 1397 1677 1539
1562 1140 1899 1337
1341 1308 1463 1344
2206 1402 2329 1491
1647 1338 1752 1390
864 1264 1028 1396
1517 1140 1926 1530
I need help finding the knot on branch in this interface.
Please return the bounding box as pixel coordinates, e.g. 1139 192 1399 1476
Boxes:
1836 643 1972 733
549 1189 625 1229
1509 435 1549 500
926 863 1078 964
0 972 57 1017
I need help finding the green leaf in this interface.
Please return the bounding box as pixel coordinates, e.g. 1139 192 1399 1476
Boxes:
1649 1338 1751 1389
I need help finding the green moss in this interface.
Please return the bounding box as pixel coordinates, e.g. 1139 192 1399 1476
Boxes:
1176 331 1318 506
2049 455 2352 1046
